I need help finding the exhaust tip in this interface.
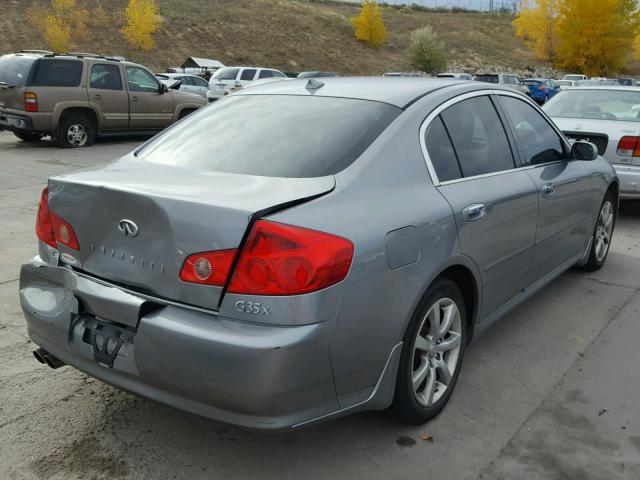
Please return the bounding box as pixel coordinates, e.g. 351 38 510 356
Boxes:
33 348 46 364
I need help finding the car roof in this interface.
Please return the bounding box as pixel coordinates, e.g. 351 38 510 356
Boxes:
233 77 510 108
568 86 640 91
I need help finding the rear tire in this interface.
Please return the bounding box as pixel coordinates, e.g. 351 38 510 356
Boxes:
391 278 467 424
14 131 43 143
55 114 95 148
580 192 616 271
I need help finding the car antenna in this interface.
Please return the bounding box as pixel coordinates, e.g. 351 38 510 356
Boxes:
305 79 324 91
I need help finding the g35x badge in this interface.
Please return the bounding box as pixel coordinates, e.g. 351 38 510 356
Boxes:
235 301 270 316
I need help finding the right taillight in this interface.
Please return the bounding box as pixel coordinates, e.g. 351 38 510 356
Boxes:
25 92 38 112
227 220 354 296
617 136 640 157
35 187 80 250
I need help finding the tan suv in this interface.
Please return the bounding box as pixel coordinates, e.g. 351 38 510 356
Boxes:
0 51 207 147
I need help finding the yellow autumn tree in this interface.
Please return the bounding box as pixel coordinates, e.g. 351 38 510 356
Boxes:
513 0 559 62
555 0 638 76
26 0 88 52
122 0 160 51
351 0 387 48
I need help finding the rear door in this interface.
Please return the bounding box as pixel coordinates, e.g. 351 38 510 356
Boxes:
424 93 539 316
497 94 592 280
124 65 173 129
87 61 128 130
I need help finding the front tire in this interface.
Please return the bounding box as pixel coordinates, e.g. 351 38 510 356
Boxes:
580 192 616 271
391 278 467 424
55 115 95 148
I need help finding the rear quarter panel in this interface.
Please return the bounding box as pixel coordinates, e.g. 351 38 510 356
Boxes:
267 86 482 404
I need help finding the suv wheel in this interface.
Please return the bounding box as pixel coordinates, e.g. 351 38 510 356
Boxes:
391 278 467 424
56 115 95 148
14 131 43 143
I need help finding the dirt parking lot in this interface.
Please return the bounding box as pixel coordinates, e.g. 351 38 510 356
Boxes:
1 130 639 480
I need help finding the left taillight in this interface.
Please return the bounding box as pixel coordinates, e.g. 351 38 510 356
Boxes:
25 92 38 112
35 187 80 250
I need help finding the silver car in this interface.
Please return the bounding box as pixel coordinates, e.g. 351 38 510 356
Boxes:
20 78 618 431
155 73 209 99
544 86 640 199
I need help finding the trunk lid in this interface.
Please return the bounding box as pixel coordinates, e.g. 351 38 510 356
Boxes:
553 116 640 166
47 159 335 310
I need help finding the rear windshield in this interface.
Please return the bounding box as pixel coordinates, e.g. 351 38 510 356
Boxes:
212 67 239 80
139 95 400 177
474 75 499 83
0 55 36 87
544 89 640 122
29 59 83 87
523 80 542 86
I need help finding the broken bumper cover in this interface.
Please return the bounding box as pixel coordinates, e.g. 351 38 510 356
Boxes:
19 258 339 430
0 112 33 132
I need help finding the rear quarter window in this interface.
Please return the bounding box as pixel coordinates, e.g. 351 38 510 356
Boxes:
29 59 83 87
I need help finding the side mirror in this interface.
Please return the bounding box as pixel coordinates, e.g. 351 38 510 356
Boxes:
160 83 169 94
571 141 598 161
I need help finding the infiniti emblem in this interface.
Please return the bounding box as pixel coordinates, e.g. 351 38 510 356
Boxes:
118 219 139 237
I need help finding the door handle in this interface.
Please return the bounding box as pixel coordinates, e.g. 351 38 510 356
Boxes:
131 96 138 102
541 183 555 196
93 94 101 100
462 203 487 222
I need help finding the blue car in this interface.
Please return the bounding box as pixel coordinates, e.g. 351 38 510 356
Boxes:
523 78 561 104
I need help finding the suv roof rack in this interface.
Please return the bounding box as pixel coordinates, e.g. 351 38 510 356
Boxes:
40 52 125 62
19 49 54 55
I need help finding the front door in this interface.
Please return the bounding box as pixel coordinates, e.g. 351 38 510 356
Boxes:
425 94 539 316
87 61 129 130
497 95 592 281
125 66 173 129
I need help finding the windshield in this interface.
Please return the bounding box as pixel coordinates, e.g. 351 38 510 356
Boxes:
139 95 401 177
557 80 573 87
544 89 640 122
474 75 499 83
0 54 36 86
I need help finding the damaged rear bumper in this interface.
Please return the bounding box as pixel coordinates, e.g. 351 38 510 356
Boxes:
19 258 340 430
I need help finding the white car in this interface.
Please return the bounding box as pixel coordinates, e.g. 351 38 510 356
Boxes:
562 74 588 82
207 66 287 102
556 79 577 90
436 72 473 80
544 86 640 199
156 73 209 99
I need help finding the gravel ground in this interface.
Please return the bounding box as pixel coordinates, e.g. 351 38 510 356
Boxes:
1 131 639 480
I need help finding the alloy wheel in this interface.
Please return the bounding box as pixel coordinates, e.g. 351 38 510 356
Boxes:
411 297 462 407
66 124 88 147
595 200 614 262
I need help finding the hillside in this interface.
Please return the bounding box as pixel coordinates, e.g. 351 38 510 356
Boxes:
0 0 545 75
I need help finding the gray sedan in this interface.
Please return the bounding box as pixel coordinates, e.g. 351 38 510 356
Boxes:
20 78 618 430
544 86 640 199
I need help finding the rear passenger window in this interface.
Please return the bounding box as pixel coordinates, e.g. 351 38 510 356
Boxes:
499 96 565 165
425 116 462 182
258 70 273 79
30 59 83 87
441 96 515 177
240 69 257 81
90 64 122 90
